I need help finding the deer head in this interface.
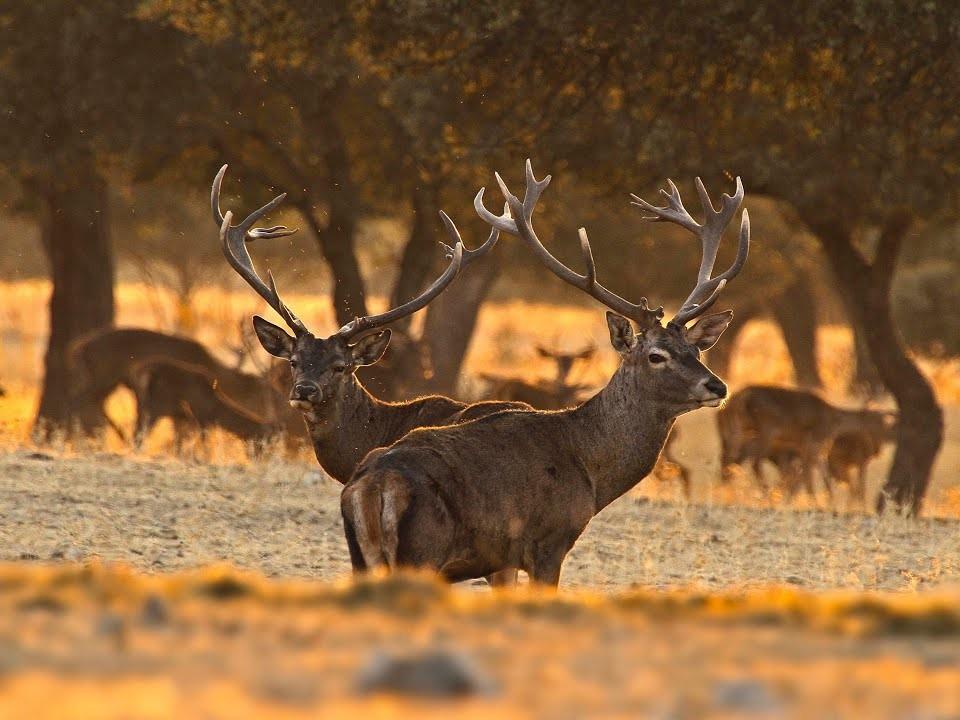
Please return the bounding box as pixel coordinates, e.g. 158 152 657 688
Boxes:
476 160 750 414
212 165 498 413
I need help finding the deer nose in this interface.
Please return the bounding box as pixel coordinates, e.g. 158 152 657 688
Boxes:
704 377 727 398
291 382 319 402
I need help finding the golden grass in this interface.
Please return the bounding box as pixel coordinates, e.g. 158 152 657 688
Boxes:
0 564 957 718
1 279 959 506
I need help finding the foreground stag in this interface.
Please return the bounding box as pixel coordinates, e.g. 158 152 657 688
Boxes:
342 162 749 585
213 166 530 483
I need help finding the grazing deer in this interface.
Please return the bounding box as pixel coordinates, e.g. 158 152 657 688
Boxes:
481 344 595 409
130 357 276 452
718 385 896 500
68 327 290 441
341 160 749 586
827 428 893 506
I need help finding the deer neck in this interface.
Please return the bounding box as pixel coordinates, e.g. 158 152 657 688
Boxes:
834 410 870 437
301 377 390 483
570 363 675 511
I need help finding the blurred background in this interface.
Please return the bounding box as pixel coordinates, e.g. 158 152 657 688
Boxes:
3 4 960 716
0 1 958 515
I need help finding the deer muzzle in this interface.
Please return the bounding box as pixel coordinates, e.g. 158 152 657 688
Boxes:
289 381 320 409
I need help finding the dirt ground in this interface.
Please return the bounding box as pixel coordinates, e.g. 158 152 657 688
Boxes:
0 564 957 719
1 450 959 593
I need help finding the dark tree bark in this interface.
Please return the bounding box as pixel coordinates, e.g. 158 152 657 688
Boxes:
293 122 367 327
770 274 823 389
35 165 115 435
423 251 502 396
706 304 758 380
849 320 884 397
389 183 441 332
813 213 943 516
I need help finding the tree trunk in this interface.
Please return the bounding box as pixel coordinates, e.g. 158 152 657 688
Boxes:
770 274 822 389
304 122 367 326
815 216 943 516
850 320 884 397
706 304 758 380
423 251 502 396
35 166 115 435
390 183 441 332
833 275 884 396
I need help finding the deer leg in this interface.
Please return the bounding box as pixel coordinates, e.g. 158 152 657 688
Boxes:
342 514 367 573
853 464 868 508
528 538 574 588
678 464 692 499
752 457 769 492
486 568 518 587
818 452 834 502
133 409 152 451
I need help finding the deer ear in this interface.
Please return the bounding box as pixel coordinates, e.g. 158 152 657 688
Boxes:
606 312 637 353
252 316 295 359
350 329 392 366
684 310 734 351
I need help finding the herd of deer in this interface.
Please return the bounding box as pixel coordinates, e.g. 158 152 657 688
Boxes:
59 161 896 585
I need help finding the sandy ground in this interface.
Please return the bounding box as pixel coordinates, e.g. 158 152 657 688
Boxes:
0 565 957 719
1 450 959 593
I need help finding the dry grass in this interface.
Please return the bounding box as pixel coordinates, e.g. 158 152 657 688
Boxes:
0 564 957 719
2 280 960 717
1 450 959 594
2 279 958 509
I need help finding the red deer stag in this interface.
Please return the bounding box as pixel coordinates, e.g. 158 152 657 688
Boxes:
214 167 532 586
341 161 749 586
214 165 531 480
718 385 896 501
481 344 595 409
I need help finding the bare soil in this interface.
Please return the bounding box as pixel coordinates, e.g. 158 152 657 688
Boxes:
1 450 958 593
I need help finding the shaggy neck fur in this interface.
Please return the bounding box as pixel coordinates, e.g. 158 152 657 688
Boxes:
301 377 390 482
571 361 676 511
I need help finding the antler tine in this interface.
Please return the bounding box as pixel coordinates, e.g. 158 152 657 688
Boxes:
337 238 464 341
439 209 501 270
213 166 306 336
632 176 749 326
486 161 663 329
474 158 552 235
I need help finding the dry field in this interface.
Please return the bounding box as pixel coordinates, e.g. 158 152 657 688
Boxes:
2 280 960 717
0 564 958 718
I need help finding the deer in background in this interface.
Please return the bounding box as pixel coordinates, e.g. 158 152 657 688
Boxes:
129 357 277 453
827 427 894 506
68 327 294 442
718 385 897 501
481 344 595 409
341 160 750 586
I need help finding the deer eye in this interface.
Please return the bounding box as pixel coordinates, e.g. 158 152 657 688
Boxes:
648 352 668 365
331 364 347 373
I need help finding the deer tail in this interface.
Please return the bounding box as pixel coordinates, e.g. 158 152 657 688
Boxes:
343 470 410 571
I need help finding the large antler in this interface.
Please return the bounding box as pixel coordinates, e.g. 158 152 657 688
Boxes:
212 165 307 336
333 210 492 341
631 177 750 326
476 159 664 329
